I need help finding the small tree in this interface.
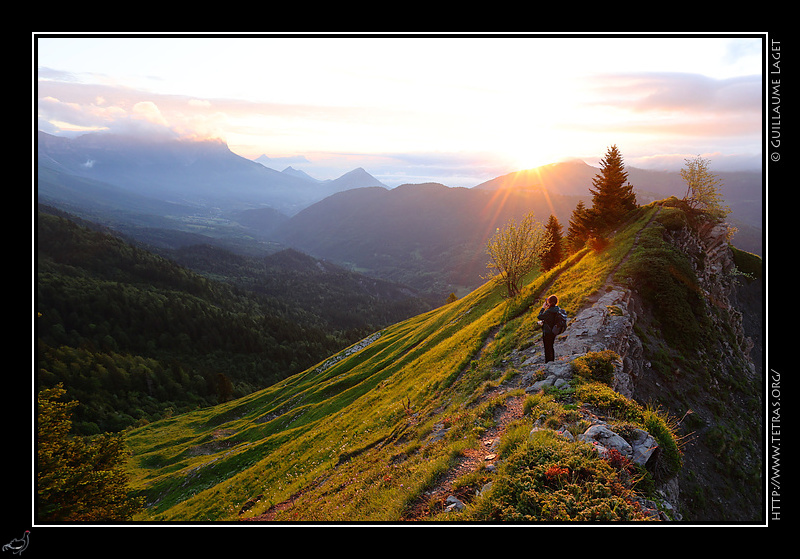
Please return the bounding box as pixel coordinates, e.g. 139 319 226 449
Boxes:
680 155 730 222
217 372 234 403
486 213 551 298
541 214 564 270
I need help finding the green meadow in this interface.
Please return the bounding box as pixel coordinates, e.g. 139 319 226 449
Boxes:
125 205 682 522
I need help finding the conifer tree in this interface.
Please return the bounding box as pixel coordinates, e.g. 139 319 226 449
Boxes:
37 384 143 522
566 200 592 253
588 145 637 232
541 214 564 270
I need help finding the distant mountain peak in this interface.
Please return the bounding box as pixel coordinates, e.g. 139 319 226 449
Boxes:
328 167 388 189
281 166 321 183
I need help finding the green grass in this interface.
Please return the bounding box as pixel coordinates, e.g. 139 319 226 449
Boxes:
125 276 510 520
459 429 652 522
442 351 682 522
123 206 677 522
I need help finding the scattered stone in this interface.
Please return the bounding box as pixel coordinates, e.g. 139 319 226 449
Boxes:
445 495 465 512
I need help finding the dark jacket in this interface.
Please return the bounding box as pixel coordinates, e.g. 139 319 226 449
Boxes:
537 305 562 335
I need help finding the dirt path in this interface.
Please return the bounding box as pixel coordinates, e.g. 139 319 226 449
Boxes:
401 393 526 520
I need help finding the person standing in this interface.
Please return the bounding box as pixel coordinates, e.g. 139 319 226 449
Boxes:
537 295 564 363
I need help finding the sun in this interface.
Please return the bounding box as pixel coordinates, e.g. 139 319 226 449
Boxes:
495 130 564 172
502 145 558 173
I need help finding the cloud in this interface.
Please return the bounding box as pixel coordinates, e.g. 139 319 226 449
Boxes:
36 62 764 181
589 72 761 115
37 75 233 139
567 72 762 164
131 101 168 126
36 70 401 147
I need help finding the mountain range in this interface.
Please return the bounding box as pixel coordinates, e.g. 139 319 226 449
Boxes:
36 131 763 297
37 131 388 216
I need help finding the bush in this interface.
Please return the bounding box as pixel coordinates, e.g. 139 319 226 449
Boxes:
575 381 683 481
587 235 610 252
655 206 688 231
730 246 762 281
466 430 650 522
575 381 635 419
571 351 618 386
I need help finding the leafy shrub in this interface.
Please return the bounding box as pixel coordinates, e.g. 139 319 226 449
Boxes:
571 350 619 386
588 235 610 252
465 430 650 522
575 381 635 419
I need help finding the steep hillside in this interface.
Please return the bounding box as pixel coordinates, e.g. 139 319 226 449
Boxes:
124 202 762 523
36 208 428 434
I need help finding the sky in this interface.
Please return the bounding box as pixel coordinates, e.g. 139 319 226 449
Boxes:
34 33 765 188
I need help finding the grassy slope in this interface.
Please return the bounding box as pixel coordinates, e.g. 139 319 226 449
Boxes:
125 207 662 522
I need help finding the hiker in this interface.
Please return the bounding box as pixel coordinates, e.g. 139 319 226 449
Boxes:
537 295 566 363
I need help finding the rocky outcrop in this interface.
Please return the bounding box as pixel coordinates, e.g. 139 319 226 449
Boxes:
312 332 382 375
500 217 759 522
502 285 677 518
514 286 644 399
664 221 756 374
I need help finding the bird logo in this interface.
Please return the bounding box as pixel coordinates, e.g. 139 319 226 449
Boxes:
2 531 29 556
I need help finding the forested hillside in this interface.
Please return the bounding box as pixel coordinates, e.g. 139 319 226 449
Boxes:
35 208 427 434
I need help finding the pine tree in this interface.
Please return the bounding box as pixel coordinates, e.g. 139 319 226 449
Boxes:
566 200 592 253
37 384 143 522
541 214 564 270
588 145 637 232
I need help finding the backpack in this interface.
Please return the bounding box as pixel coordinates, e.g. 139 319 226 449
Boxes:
552 308 568 336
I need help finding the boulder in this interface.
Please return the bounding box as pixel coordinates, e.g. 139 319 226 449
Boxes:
578 424 632 458
628 428 658 466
